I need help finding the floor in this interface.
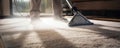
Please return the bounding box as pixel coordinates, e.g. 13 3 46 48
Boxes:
0 17 120 48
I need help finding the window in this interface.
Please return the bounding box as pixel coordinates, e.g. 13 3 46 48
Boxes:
12 0 53 16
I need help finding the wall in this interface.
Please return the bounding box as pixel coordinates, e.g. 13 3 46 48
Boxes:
0 0 2 15
74 0 120 10
71 0 120 18
2 0 10 16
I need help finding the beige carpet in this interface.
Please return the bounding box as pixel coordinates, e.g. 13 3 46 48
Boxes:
0 17 120 48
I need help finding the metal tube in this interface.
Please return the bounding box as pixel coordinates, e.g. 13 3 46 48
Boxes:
65 0 72 9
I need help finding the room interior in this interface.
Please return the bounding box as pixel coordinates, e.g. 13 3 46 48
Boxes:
0 0 120 48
